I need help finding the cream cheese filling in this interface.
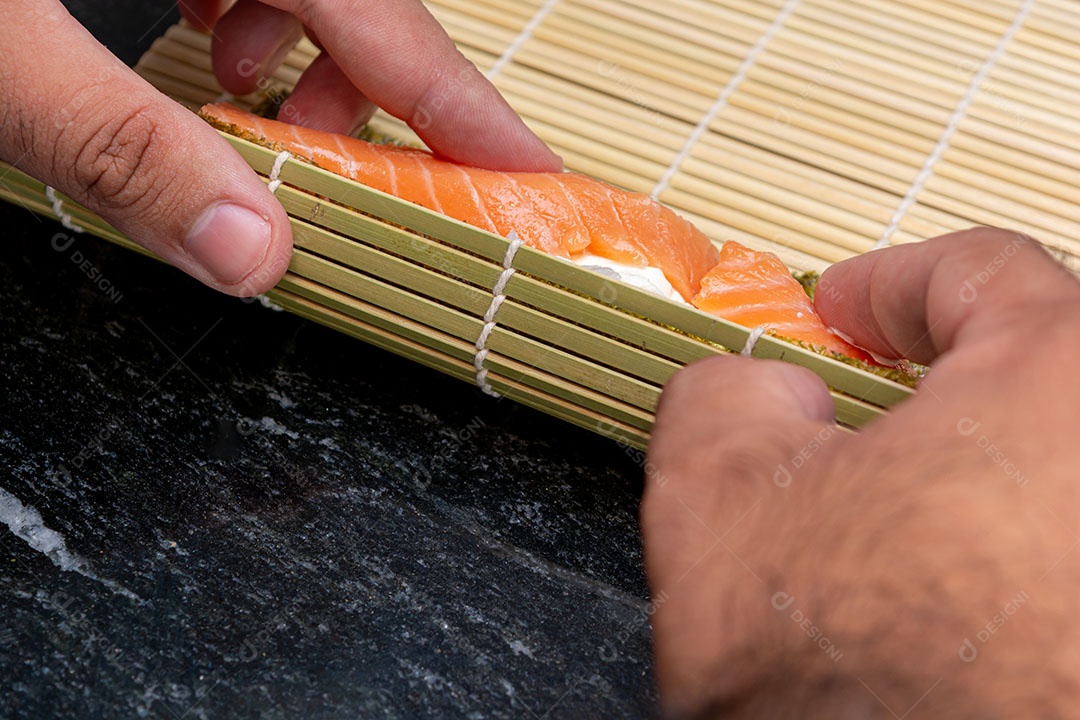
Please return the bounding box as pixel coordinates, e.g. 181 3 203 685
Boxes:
571 253 689 304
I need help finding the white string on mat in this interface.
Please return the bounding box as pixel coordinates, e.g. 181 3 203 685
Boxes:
267 150 291 194
256 294 284 312
43 186 85 234
213 90 235 104
740 325 768 358
247 152 293 311
650 0 803 200
474 231 525 398
873 0 1035 250
485 0 562 82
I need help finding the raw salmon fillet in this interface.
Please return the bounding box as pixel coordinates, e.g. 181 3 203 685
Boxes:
199 103 718 301
692 241 873 362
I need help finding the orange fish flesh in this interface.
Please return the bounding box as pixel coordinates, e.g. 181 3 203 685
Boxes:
200 103 719 302
692 241 874 362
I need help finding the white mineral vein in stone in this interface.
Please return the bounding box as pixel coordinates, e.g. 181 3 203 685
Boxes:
0 486 87 572
0 486 141 601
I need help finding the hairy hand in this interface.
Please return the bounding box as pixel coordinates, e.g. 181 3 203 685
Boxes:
643 228 1080 718
1 0 558 296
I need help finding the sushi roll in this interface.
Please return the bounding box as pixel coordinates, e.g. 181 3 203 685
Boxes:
200 103 872 364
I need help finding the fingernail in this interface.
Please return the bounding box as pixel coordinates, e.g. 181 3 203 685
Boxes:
184 203 271 286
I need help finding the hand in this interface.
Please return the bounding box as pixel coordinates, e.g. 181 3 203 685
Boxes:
2 0 559 297
642 228 1080 718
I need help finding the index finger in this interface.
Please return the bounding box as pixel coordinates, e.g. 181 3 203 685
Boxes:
257 0 562 172
815 228 1080 365
177 0 234 32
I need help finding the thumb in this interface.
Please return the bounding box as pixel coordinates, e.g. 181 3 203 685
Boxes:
642 355 837 705
647 355 836 501
2 1 292 297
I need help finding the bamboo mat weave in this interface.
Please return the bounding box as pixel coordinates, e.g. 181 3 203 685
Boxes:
6 0 1075 445
133 0 1080 273
409 0 1080 273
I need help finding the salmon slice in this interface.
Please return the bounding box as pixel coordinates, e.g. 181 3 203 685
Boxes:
692 241 874 362
199 103 718 301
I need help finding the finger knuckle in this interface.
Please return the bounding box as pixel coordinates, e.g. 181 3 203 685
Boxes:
0 105 37 160
716 428 798 482
287 0 319 26
655 427 795 493
57 104 167 213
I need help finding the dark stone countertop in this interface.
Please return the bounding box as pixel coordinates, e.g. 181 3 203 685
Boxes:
0 3 657 717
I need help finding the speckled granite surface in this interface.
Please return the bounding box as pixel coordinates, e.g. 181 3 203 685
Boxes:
0 3 656 716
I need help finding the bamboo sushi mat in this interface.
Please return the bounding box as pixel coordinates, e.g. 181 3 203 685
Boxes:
5 0 1077 446
136 0 1080 274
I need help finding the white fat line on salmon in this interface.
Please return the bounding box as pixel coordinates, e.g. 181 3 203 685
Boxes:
457 164 496 232
383 154 399 198
740 325 769 358
44 186 85 234
874 0 1035 250
418 155 444 214
486 0 563 82
650 0 803 201
267 150 292 194
474 232 525 397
